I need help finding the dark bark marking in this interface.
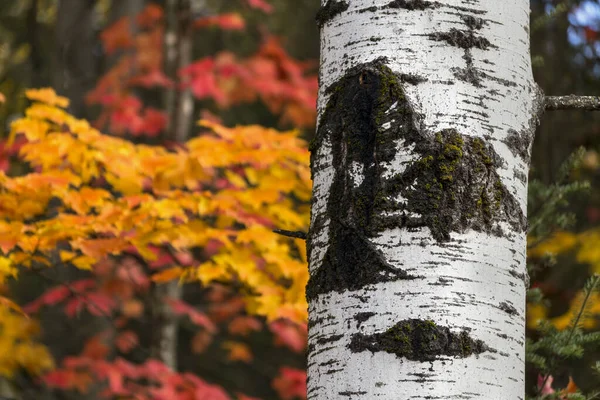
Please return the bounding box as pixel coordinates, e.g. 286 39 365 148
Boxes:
319 359 338 367
454 50 483 87
429 28 491 50
357 6 379 13
514 168 527 184
307 58 420 300
307 59 526 299
316 0 349 27
462 15 485 30
316 334 344 345
382 128 527 241
349 319 491 361
325 368 344 374
386 0 438 10
504 129 532 161
498 301 519 316
509 269 530 287
450 5 487 15
354 312 376 328
429 276 453 286
400 73 428 85
339 391 368 396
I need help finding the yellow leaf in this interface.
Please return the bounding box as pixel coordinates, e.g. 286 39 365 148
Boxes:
528 231 577 258
225 170 247 188
0 257 17 284
59 250 77 262
222 341 253 363
71 255 97 271
151 267 183 283
25 88 69 108
0 296 26 317
10 118 50 142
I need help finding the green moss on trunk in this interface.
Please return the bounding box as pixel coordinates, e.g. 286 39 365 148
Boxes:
348 319 491 361
307 58 525 298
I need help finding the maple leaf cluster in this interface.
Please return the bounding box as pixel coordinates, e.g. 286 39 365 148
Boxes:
0 2 314 398
0 86 310 397
87 2 316 139
2 86 310 323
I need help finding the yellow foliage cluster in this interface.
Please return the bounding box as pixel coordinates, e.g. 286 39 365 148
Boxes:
0 88 311 328
0 304 54 377
528 230 600 330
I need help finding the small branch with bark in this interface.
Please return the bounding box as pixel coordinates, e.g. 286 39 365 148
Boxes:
545 95 600 111
273 229 307 240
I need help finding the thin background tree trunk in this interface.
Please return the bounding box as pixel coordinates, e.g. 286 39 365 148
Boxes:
150 0 194 370
53 0 98 119
307 1 541 398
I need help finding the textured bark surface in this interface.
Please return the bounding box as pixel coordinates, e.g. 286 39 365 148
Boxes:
307 0 542 398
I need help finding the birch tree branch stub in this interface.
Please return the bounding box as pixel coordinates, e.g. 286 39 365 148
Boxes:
545 95 600 111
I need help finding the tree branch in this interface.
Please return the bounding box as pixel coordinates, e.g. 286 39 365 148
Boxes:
273 229 307 240
545 95 600 111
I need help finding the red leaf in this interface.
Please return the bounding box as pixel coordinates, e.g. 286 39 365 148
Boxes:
43 370 73 389
71 279 97 292
238 394 263 400
23 286 70 313
116 330 139 353
85 292 117 316
167 298 217 333
247 0 273 13
101 17 134 54
194 13 245 30
64 292 116 317
270 320 307 353
82 336 110 360
228 316 262 336
141 359 171 377
129 70 174 88
136 4 164 28
137 108 167 137
272 367 307 400
113 358 142 379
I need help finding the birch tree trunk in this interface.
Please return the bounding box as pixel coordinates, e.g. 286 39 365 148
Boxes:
307 1 543 399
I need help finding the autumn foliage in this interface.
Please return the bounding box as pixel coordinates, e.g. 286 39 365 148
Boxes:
0 84 310 396
0 1 314 398
88 2 317 139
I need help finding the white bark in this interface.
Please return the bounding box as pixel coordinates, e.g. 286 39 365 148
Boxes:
308 1 541 399
152 0 194 370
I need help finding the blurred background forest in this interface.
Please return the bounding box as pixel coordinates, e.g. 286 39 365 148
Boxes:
0 0 599 399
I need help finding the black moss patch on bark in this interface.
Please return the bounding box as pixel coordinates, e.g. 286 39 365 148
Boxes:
462 15 485 30
386 0 438 10
316 0 349 27
429 28 491 50
504 129 532 161
453 50 483 87
400 73 427 85
382 127 527 241
317 334 344 345
307 59 525 299
348 319 490 361
358 6 379 13
354 312 376 328
499 301 519 316
339 391 367 396
307 58 419 300
510 269 530 287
